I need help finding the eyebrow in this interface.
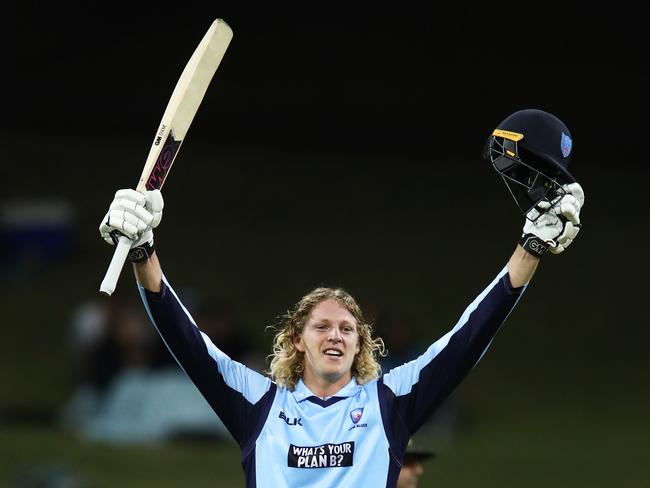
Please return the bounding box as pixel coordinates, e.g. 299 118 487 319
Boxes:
310 318 356 327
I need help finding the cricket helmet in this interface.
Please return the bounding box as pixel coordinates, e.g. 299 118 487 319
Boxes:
483 109 576 218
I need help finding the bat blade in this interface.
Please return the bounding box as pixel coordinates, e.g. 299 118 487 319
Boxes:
137 19 233 192
99 19 233 296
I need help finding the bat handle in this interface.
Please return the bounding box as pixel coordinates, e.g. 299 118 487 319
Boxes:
99 237 132 296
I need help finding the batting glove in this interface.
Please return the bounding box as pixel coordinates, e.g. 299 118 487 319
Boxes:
99 189 164 261
519 183 585 257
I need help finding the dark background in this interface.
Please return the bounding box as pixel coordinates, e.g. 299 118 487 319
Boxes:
7 4 647 159
2 3 648 487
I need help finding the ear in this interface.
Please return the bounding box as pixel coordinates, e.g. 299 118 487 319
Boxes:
293 334 305 353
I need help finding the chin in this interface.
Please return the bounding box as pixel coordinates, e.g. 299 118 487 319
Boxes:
322 367 351 382
321 371 343 382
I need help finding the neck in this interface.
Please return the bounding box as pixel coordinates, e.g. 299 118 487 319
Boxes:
302 370 352 398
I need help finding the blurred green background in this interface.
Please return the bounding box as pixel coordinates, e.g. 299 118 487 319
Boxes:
4 3 648 487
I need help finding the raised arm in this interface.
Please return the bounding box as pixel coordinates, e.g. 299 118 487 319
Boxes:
379 183 585 437
98 188 276 447
380 263 525 435
137 273 275 446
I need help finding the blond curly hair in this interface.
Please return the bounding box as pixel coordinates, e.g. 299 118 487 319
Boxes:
268 287 386 390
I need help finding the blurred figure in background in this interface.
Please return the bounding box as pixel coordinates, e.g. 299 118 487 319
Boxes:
62 294 257 444
397 439 435 488
62 297 161 429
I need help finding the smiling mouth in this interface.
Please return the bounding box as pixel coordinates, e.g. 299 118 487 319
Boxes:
323 349 343 358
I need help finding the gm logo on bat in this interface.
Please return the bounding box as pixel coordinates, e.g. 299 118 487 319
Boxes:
154 124 167 146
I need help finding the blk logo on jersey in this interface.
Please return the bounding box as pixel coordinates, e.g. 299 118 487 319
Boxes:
288 442 354 468
279 410 302 426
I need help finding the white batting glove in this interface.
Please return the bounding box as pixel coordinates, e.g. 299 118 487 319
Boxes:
520 183 585 257
99 189 164 248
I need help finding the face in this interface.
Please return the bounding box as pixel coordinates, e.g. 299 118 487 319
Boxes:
397 461 424 488
294 298 361 390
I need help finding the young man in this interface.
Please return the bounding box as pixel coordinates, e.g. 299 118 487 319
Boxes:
99 109 584 487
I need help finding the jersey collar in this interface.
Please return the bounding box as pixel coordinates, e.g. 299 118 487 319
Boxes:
292 377 361 403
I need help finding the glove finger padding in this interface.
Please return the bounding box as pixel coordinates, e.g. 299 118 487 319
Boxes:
109 208 148 237
558 220 580 244
521 183 585 257
523 210 562 242
99 188 164 248
558 194 581 225
110 198 154 225
145 189 164 228
115 188 146 202
99 210 142 243
563 182 585 207
548 224 580 255
99 212 116 245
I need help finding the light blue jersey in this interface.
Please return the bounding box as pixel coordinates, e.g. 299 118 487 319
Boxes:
139 265 525 487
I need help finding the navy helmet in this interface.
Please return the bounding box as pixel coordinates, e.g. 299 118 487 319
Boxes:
484 109 576 217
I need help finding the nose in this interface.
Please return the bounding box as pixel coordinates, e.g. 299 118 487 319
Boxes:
328 327 342 342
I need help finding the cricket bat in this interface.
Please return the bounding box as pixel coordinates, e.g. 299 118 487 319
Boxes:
99 19 233 296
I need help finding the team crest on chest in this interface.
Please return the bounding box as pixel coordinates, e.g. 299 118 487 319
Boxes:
348 408 367 430
350 408 364 424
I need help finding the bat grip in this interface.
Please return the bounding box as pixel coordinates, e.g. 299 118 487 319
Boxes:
99 237 132 296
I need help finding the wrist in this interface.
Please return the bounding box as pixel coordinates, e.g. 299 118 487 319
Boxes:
133 252 162 292
128 239 155 263
508 245 540 288
519 233 550 258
